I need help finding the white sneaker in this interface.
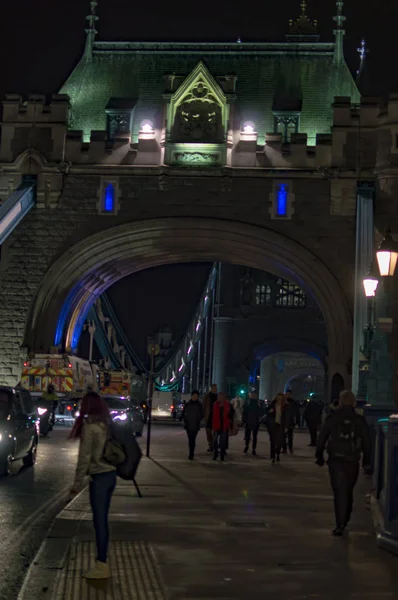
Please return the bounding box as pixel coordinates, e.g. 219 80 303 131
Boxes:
83 560 111 580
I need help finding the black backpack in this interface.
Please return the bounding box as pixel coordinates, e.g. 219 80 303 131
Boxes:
330 415 358 461
104 424 142 480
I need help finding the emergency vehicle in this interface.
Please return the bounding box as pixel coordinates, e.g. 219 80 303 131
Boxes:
21 354 97 398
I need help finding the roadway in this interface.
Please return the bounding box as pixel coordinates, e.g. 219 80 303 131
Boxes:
0 427 78 600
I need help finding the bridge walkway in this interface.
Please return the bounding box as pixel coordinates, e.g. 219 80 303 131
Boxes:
21 426 398 600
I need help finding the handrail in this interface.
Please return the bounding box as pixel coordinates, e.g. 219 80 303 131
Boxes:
0 180 36 245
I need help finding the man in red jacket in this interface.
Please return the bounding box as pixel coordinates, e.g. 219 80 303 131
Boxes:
212 393 231 461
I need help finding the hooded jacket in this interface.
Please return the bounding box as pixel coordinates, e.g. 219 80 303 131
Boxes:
73 419 116 490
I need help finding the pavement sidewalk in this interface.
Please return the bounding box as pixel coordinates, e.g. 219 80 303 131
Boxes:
19 427 398 600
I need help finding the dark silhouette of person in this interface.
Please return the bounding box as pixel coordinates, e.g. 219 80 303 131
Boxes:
315 390 371 536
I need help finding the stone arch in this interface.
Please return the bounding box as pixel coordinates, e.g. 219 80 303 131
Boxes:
283 367 326 392
26 217 353 384
14 149 47 174
251 338 328 370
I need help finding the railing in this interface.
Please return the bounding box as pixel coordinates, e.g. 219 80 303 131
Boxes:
0 178 36 245
84 264 217 391
372 415 398 555
154 263 217 390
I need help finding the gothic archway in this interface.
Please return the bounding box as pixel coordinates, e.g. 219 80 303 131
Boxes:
26 217 353 385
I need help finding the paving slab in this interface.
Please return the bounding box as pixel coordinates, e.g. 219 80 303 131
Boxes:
19 427 398 600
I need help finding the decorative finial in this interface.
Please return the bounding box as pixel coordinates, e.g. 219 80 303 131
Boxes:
333 1 346 65
84 1 99 62
356 39 367 84
287 0 318 38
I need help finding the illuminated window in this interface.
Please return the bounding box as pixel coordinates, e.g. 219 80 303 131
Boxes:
270 181 294 220
276 279 306 308
273 113 300 143
255 284 272 305
99 178 119 215
103 182 115 212
276 184 288 217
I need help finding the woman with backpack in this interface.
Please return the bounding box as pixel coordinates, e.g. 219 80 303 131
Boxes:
70 392 117 580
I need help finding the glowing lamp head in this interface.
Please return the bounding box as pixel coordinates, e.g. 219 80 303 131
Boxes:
363 275 379 298
242 121 255 134
376 230 398 277
141 120 154 133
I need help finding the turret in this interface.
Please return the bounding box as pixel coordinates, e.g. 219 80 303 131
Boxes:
333 1 346 65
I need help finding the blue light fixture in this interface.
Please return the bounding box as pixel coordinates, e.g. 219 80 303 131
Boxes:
104 182 115 212
276 183 288 217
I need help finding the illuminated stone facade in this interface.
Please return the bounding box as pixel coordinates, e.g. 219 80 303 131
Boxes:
1 14 398 402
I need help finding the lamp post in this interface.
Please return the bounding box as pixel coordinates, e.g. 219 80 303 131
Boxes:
358 266 378 401
364 230 398 429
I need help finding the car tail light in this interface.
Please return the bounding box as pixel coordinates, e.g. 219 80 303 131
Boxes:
170 405 174 410
67 405 72 411
68 363 72 368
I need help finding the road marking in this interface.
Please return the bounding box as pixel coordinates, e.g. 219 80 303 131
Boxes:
5 484 70 553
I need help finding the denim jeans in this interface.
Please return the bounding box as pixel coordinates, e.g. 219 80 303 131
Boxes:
89 470 117 563
213 431 228 458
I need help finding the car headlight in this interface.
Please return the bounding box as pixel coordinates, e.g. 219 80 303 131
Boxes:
38 407 48 415
113 412 127 421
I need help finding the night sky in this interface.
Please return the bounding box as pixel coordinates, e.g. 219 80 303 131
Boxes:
3 0 397 356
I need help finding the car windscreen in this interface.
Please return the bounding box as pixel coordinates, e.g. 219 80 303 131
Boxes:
102 397 127 410
0 391 12 419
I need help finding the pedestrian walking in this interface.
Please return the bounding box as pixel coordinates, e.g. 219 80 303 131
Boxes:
69 392 117 580
203 384 218 452
282 389 299 454
212 392 231 461
267 393 287 463
304 397 323 446
231 395 243 427
184 390 203 460
315 390 371 537
242 391 262 455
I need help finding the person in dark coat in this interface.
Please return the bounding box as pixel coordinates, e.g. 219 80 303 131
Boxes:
184 390 203 460
203 384 218 452
266 393 287 464
242 392 262 455
315 390 371 537
282 389 299 454
304 398 323 446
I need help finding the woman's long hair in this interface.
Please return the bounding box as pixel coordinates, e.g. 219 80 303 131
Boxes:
69 392 111 440
273 392 286 405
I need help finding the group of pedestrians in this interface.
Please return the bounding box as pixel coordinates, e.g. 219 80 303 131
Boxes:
67 386 372 582
184 384 234 461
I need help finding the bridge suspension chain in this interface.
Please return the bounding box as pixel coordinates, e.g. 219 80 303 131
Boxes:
154 263 217 392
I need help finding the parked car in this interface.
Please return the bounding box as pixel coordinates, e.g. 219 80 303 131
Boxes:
0 386 39 475
102 395 144 437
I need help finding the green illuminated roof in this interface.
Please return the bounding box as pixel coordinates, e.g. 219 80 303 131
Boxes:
61 41 359 145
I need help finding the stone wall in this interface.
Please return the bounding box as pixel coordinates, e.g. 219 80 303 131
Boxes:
0 168 353 386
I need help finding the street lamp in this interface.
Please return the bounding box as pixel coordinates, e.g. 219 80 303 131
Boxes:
376 229 398 277
362 229 397 430
363 267 379 298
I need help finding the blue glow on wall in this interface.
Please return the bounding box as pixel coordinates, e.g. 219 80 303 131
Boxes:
104 183 115 212
54 288 77 347
276 184 288 216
